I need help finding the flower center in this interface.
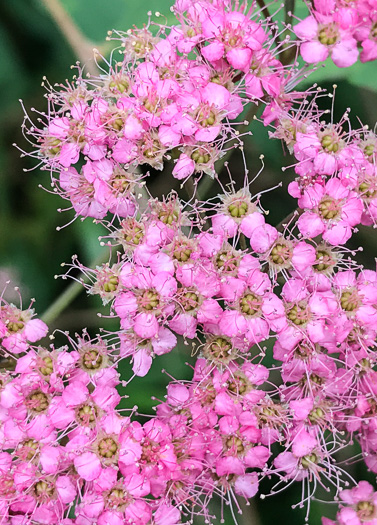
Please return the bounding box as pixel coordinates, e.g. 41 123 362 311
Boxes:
98 437 119 459
340 289 360 312
107 487 131 510
33 480 55 503
301 453 319 469
356 500 376 520
142 137 162 160
203 336 236 365
119 218 144 245
44 136 62 156
359 179 377 201
6 320 24 333
108 76 130 95
371 22 377 40
38 355 53 376
173 240 193 262
76 403 99 426
318 24 339 46
308 407 325 424
196 381 217 406
318 197 341 220
93 265 121 300
227 371 251 396
0 475 16 497
140 439 160 465
294 342 314 360
313 247 336 273
269 241 292 267
287 303 310 326
111 173 133 194
191 149 211 165
258 403 283 427
228 200 249 218
17 439 39 461
215 249 240 274
26 391 49 413
138 289 160 311
179 290 200 312
103 275 119 293
224 435 245 455
239 292 262 316
196 106 217 127
82 349 104 370
308 373 324 386
320 133 340 152
158 209 179 225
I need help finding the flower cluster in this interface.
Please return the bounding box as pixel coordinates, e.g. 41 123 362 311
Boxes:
9 0 377 523
323 481 377 524
294 0 377 66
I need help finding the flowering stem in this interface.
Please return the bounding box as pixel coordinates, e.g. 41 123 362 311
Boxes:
41 251 108 325
284 0 296 25
39 0 100 75
237 497 261 525
276 207 303 232
240 233 248 250
198 103 261 200
255 0 272 21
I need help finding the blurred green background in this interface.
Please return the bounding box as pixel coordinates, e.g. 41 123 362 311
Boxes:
1 0 377 523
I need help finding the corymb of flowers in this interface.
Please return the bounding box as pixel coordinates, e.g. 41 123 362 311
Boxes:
3 0 377 523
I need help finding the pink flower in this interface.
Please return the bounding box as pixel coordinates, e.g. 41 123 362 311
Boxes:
295 15 358 67
297 178 363 245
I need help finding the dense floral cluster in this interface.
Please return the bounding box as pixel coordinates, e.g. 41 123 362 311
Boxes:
295 0 377 66
7 0 377 523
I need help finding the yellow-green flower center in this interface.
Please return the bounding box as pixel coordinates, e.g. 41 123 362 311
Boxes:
107 487 130 510
308 407 325 424
313 248 335 272
215 249 240 274
340 289 360 312
138 289 160 311
33 480 55 503
270 242 292 266
224 435 245 455
173 241 193 262
240 292 262 316
76 403 99 426
38 355 53 376
227 371 251 396
191 149 211 164
318 24 339 46
98 437 118 459
287 303 310 326
301 453 319 469
180 291 200 312
203 336 236 364
26 391 49 413
356 500 375 520
321 133 339 152
228 201 249 218
82 349 104 370
6 320 24 333
109 77 129 94
318 197 341 220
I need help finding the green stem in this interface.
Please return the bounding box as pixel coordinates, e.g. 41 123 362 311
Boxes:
197 103 261 201
240 233 248 251
41 251 108 325
276 207 303 232
39 0 101 75
284 0 296 25
237 497 261 525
